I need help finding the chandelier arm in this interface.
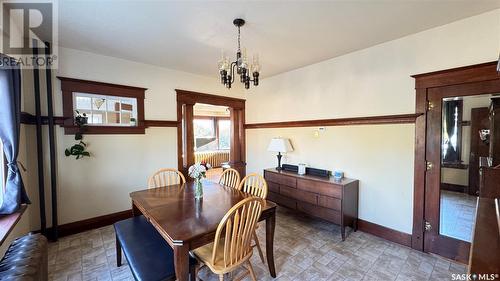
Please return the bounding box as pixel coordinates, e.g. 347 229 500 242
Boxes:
230 61 237 84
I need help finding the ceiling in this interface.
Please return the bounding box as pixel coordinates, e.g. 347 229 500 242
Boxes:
58 1 500 78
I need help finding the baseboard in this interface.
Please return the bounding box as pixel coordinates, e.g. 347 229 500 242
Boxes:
441 183 468 193
357 219 412 247
42 209 133 239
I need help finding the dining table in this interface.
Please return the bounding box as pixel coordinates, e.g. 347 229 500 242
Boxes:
129 180 278 281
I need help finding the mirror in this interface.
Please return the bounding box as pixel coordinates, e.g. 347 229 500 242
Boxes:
439 94 496 242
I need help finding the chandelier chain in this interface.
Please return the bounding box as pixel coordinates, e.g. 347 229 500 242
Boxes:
237 26 241 52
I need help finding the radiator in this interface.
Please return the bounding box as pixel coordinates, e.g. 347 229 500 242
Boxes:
0 233 48 281
195 150 230 168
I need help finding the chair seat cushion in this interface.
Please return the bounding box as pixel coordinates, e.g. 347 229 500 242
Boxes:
114 216 195 281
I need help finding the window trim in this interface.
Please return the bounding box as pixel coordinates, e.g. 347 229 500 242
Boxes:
57 77 147 134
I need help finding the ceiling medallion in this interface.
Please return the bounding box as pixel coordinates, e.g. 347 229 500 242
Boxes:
218 18 261 89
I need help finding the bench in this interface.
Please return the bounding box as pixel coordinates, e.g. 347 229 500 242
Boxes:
0 233 48 280
114 216 196 281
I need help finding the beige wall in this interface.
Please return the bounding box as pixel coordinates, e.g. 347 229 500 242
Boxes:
245 10 500 234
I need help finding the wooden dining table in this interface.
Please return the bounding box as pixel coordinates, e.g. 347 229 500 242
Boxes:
129 180 278 281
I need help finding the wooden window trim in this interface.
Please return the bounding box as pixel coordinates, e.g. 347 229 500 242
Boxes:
57 77 147 134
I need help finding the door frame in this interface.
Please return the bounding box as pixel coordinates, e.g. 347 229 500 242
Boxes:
411 61 500 260
176 89 247 177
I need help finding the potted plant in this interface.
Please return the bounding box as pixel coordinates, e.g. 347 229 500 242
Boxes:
65 110 90 159
188 161 212 199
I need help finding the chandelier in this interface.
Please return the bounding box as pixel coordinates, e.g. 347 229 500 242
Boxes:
218 18 261 89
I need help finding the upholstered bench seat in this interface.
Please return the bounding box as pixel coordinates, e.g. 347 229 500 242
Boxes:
114 216 196 281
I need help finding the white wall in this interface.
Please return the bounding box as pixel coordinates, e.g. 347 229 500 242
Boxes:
245 9 500 234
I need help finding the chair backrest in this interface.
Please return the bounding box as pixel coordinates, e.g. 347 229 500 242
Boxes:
212 197 264 268
238 173 268 199
218 168 241 189
148 168 186 189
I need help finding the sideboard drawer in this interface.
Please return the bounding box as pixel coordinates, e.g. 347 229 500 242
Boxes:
268 191 297 209
280 185 318 205
318 195 342 211
297 179 342 199
297 201 341 224
268 182 280 193
265 171 297 188
264 171 282 184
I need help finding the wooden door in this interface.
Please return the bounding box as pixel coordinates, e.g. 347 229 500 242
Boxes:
423 93 470 263
468 107 490 196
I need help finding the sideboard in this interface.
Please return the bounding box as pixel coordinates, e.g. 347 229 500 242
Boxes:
263 168 359 240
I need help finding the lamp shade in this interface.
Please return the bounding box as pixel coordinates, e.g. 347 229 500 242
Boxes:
267 138 293 153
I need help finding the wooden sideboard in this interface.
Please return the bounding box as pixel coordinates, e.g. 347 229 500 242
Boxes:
263 168 359 240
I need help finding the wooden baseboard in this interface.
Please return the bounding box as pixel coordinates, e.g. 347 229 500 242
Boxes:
357 219 412 247
441 183 468 193
41 209 133 239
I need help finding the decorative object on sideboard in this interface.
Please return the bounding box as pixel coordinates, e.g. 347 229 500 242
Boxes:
267 138 293 170
334 170 344 181
65 110 90 159
479 129 490 145
280 164 330 178
218 18 261 90
298 163 307 175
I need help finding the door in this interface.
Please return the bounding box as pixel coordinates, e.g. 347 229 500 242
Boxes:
468 107 490 196
424 93 495 262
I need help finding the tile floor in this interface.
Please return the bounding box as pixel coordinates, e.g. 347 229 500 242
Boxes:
49 207 467 281
439 190 477 242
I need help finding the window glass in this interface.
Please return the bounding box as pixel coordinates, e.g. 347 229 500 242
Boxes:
73 92 138 126
218 120 230 150
194 119 215 138
0 139 4 194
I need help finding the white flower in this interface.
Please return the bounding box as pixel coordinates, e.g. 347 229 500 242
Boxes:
188 162 207 179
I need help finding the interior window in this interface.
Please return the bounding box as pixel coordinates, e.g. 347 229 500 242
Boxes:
73 92 138 126
218 119 230 150
194 119 216 151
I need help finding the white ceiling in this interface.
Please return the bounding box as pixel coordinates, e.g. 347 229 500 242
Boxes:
58 0 500 78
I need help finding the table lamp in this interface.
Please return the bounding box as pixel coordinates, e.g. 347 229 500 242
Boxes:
267 138 293 170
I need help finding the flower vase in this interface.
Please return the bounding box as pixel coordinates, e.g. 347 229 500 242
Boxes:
194 178 203 199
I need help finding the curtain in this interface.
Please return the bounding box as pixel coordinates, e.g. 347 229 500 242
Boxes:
0 55 30 214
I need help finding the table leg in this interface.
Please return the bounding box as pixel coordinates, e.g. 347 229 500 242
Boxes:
174 244 190 281
131 201 140 216
265 210 277 278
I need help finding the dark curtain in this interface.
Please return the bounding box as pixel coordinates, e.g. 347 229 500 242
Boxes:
442 100 459 163
0 56 30 214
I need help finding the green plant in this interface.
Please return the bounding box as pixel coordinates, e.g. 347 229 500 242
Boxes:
65 110 90 159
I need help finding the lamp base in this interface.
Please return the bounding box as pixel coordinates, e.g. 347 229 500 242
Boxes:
276 152 283 171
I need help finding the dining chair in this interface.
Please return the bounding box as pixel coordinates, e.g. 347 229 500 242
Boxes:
218 168 241 189
148 168 186 189
237 173 268 264
191 197 264 281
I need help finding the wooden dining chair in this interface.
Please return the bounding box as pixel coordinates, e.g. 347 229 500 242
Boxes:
218 168 241 189
192 197 264 281
237 173 268 264
148 168 186 189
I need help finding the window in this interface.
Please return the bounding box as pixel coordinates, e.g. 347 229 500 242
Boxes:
218 119 230 150
58 77 146 134
73 93 138 126
442 100 463 165
0 139 4 194
194 117 231 151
